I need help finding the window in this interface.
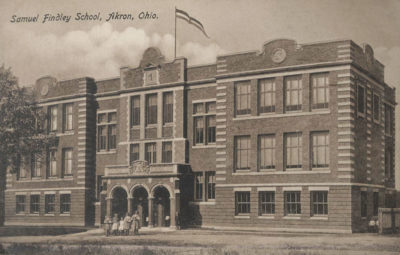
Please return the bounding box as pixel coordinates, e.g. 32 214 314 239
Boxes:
60 194 71 214
258 79 275 113
259 191 275 215
235 191 250 215
384 104 393 135
206 102 216 113
235 81 251 116
62 148 73 176
108 112 116 122
311 191 328 216
49 105 58 132
63 103 73 132
357 85 366 115
361 191 367 218
311 73 329 109
163 92 173 124
35 107 45 133
31 154 41 177
311 132 329 168
206 171 216 200
373 94 380 121
285 133 302 169
206 116 216 143
193 102 216 145
146 94 158 125
193 103 204 114
194 117 204 145
108 125 116 149
19 164 27 179
130 144 139 164
97 112 117 151
98 126 107 150
285 76 302 111
373 192 379 216
145 143 157 164
16 195 26 214
162 142 172 163
235 136 251 170
194 171 216 201
284 191 301 215
48 149 57 177
30 195 40 214
385 148 393 178
131 96 140 126
194 172 203 200
259 135 275 170
45 194 55 214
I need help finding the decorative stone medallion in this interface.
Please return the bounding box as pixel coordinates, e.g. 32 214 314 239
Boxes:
271 48 287 63
130 160 151 174
40 84 49 96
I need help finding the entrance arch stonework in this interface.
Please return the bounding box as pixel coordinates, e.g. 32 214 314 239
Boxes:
104 179 179 228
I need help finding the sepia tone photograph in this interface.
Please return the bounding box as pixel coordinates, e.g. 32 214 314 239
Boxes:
0 0 399 254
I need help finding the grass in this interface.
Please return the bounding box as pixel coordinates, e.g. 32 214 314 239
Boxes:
0 226 89 237
0 243 330 255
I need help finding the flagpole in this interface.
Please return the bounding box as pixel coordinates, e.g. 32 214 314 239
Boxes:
174 7 177 59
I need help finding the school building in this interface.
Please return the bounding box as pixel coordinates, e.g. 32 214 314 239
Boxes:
3 39 398 233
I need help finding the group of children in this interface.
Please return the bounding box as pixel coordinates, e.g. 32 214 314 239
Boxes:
104 211 141 236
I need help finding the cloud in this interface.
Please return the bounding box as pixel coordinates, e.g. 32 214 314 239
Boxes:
1 22 225 85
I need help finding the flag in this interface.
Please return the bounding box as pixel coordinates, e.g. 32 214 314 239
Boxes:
175 8 209 38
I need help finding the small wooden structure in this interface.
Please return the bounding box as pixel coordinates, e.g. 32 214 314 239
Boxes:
378 208 400 234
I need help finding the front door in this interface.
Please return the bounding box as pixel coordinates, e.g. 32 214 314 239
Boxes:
153 186 170 227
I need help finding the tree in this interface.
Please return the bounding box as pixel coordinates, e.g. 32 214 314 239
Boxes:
0 65 55 175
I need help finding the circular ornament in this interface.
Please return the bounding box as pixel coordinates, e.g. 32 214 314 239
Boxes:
271 48 287 63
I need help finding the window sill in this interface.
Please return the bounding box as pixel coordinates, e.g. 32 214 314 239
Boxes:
16 213 26 216
259 168 276 172
163 123 174 127
146 124 158 128
60 213 71 216
63 175 73 179
235 114 252 118
47 177 58 179
259 112 276 116
310 216 328 220
57 131 74 137
258 215 275 219
97 150 117 155
190 201 216 205
192 144 216 149
285 168 303 171
28 214 40 216
45 213 55 216
234 215 250 219
232 170 330 176
233 110 330 121
283 216 301 220
311 108 329 112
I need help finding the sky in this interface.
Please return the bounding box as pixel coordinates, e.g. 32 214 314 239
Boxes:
0 0 400 188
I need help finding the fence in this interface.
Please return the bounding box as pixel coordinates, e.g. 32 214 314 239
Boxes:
378 208 400 234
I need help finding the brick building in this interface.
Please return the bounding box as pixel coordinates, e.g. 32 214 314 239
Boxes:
3 39 397 233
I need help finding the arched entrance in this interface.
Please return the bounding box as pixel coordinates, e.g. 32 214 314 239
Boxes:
112 187 128 219
153 186 170 227
132 187 149 227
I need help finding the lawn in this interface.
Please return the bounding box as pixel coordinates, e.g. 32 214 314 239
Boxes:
0 228 399 255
